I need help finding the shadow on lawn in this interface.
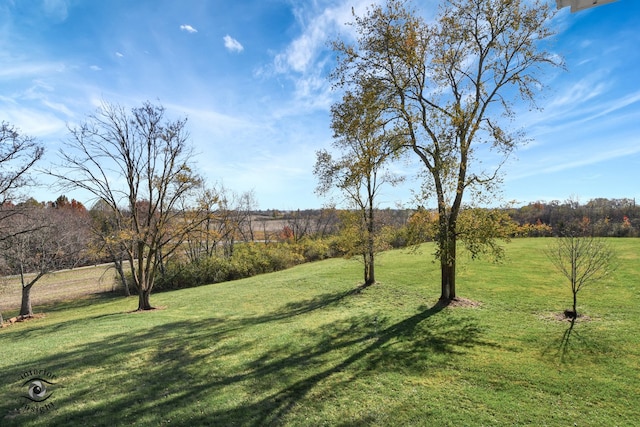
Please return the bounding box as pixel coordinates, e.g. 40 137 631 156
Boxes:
34 292 122 312
545 317 615 364
1 288 494 426
0 291 120 317
211 301 495 426
558 319 577 363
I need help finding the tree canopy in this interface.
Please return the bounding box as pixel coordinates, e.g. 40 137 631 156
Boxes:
331 0 562 302
315 82 403 285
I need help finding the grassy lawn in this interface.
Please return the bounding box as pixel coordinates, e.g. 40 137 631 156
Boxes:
1 238 639 426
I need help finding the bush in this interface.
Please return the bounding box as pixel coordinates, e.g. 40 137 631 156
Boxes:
295 238 335 262
155 242 315 291
154 256 232 291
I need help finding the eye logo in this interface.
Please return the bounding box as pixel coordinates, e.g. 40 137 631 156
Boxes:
16 369 58 414
22 377 56 403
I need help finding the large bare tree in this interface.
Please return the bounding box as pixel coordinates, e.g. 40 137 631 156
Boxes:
0 122 44 324
0 122 44 205
332 0 561 303
50 101 202 310
89 198 132 296
0 122 44 242
0 202 90 316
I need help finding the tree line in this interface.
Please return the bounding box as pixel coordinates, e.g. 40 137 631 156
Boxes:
507 198 639 237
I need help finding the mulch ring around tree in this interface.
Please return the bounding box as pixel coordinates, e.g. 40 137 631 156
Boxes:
445 297 483 308
0 313 46 328
127 305 168 314
555 311 593 322
539 311 594 323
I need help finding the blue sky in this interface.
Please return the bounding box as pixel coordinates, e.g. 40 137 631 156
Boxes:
0 0 638 209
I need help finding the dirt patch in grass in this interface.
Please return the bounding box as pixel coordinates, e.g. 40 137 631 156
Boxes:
552 312 593 322
128 305 168 313
539 311 595 323
0 313 46 328
445 297 482 308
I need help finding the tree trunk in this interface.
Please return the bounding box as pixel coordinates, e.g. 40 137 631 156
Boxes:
364 202 375 286
363 251 375 286
440 261 456 303
20 284 34 316
114 258 130 296
156 250 165 276
367 252 375 286
439 232 456 304
362 253 368 284
572 289 578 318
137 287 153 311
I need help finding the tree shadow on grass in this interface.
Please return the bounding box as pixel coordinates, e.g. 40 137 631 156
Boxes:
34 292 122 312
212 301 499 426
0 291 121 319
1 288 497 426
2 294 138 339
260 285 368 321
554 318 577 363
544 317 615 364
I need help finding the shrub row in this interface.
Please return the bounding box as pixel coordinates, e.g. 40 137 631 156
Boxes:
154 239 338 291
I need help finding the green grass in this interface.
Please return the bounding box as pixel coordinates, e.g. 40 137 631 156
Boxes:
1 239 639 426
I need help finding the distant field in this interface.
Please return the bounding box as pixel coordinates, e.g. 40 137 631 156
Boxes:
0 264 118 314
1 238 639 426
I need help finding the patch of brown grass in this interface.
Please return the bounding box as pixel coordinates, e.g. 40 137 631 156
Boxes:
0 313 46 328
443 296 483 308
0 263 118 312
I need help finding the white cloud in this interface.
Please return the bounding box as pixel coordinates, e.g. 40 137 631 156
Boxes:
525 87 640 141
166 103 257 136
273 0 386 75
223 35 244 53
510 141 640 181
115 52 124 58
578 91 640 122
41 99 74 117
274 8 334 74
180 24 198 34
43 0 69 22
0 61 66 79
0 105 66 137
265 0 384 115
511 69 637 141
547 76 609 110
89 65 102 71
